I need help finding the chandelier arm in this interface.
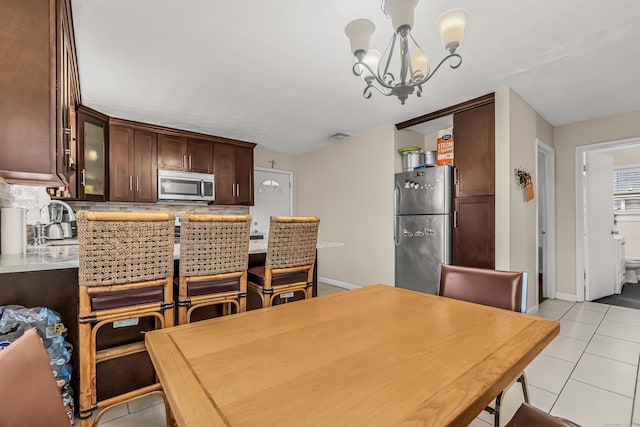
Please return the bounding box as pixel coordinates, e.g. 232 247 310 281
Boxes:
381 33 397 85
352 61 396 90
414 53 462 85
364 83 392 99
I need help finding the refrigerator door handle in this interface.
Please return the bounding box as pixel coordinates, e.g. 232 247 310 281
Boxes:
394 218 400 246
394 185 400 215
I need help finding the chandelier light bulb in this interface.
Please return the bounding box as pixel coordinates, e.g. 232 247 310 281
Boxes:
359 50 382 81
437 9 468 53
410 50 429 80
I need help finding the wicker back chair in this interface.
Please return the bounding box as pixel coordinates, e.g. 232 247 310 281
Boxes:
177 214 251 324
248 216 320 308
77 211 175 427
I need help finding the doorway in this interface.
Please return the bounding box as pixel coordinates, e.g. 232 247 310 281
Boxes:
575 137 640 302
536 139 556 303
251 167 293 237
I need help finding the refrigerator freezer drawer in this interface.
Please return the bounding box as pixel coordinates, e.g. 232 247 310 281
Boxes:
395 214 452 295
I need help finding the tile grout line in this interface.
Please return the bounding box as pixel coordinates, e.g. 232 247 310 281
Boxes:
547 302 610 415
631 352 640 427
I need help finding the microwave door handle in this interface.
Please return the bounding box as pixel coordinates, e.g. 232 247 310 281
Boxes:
201 180 205 198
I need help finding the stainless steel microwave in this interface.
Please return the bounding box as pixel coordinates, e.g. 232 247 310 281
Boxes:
157 169 215 202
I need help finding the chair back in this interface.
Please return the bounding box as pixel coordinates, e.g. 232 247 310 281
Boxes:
265 216 320 269
77 211 175 287
179 214 251 277
439 264 528 313
0 329 71 427
505 403 581 426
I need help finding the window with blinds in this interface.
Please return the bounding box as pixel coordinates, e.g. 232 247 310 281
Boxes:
614 167 640 213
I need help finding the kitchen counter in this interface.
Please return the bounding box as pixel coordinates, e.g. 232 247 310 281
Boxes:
0 240 344 274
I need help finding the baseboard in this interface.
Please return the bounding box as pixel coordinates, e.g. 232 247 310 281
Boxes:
318 277 360 290
527 304 539 315
555 292 577 302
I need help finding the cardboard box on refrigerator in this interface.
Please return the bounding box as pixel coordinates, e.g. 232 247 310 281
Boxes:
437 127 454 165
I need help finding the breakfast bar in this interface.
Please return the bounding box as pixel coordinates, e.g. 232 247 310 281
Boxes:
0 239 343 412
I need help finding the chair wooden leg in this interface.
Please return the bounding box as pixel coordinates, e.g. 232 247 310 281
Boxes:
264 292 272 308
78 319 94 427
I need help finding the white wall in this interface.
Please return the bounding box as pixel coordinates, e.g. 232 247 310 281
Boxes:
295 126 395 286
554 111 640 295
495 87 554 309
254 146 297 173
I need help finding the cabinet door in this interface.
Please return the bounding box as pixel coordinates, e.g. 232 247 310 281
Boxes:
453 103 495 197
157 134 187 171
77 109 108 201
0 0 58 184
109 125 134 202
234 146 254 205
213 143 235 204
454 195 495 269
133 130 158 202
187 139 213 173
56 0 80 185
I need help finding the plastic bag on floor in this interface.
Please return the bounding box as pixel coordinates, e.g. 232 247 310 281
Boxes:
0 305 74 423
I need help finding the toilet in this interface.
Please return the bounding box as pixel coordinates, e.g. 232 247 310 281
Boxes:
625 257 640 284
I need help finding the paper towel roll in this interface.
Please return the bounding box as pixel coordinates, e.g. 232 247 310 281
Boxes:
1 207 26 254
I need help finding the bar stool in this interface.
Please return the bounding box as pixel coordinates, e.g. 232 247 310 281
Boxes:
177 214 251 324
77 211 175 427
248 216 320 308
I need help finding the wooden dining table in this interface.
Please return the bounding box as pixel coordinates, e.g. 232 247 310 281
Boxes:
145 284 559 427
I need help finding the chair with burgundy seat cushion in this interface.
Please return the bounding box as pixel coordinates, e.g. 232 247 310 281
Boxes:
505 403 580 426
177 214 251 324
439 264 529 427
248 216 320 308
77 211 175 427
0 329 71 427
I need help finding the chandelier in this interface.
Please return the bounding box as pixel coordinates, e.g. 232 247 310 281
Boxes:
344 0 468 105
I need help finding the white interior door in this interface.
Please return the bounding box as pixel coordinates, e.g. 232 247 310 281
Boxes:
252 168 292 236
584 151 615 301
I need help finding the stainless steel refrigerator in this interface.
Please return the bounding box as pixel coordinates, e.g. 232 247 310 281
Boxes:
394 165 453 294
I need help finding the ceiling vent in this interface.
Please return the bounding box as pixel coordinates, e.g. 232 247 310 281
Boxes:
329 132 351 140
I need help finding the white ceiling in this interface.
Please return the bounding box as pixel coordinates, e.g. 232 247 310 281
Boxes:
70 0 640 155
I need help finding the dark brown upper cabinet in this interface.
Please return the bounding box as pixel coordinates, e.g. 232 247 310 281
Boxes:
77 106 109 201
109 124 157 202
0 0 80 185
452 102 495 198
213 144 254 206
158 135 213 174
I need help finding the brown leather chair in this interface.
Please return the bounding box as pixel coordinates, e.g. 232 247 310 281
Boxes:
177 214 251 324
77 211 175 426
248 216 320 308
0 329 71 427
506 403 581 426
439 264 529 427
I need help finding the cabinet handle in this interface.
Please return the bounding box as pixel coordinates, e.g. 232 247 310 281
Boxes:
136 176 139 192
236 184 240 197
189 156 192 170
183 155 187 170
81 169 86 187
453 210 458 229
129 176 133 192
232 183 235 197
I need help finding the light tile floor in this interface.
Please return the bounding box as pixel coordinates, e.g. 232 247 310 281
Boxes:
79 286 640 427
